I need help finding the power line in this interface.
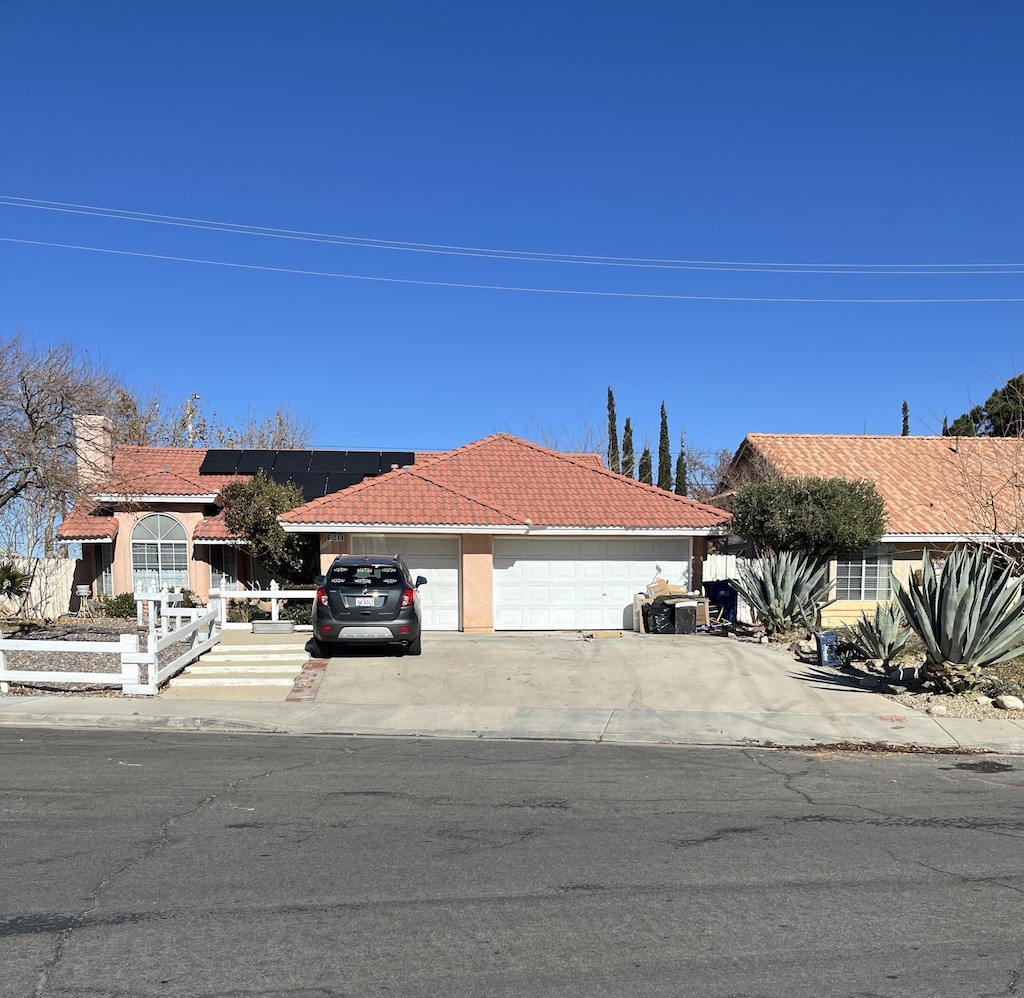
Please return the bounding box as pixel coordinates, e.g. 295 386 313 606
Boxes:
3 195 1024 275
4 236 1024 303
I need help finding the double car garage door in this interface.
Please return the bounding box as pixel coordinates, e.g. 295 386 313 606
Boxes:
352 533 691 632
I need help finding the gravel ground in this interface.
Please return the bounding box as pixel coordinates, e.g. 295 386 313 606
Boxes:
778 639 1024 721
0 618 192 696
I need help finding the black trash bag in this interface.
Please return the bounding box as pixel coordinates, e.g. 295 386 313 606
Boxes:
648 596 676 635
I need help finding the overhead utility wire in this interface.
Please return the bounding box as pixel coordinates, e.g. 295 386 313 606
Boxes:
4 236 1024 303
2 195 1023 276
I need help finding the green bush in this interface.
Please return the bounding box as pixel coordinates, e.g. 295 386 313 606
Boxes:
104 592 138 618
280 599 314 624
731 477 887 559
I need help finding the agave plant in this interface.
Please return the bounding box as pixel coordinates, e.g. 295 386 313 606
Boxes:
841 602 912 666
0 561 33 616
729 550 834 636
892 547 1024 693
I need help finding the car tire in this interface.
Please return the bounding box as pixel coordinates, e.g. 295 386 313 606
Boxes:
406 635 422 656
311 636 331 659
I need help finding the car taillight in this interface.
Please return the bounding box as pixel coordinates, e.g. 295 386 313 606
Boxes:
317 588 329 607
400 588 415 608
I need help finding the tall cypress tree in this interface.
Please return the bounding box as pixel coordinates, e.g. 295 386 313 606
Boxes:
901 400 910 436
606 387 620 473
621 417 635 478
638 446 653 486
657 402 672 490
674 438 688 496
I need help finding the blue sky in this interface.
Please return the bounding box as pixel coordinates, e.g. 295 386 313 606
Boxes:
2 1 1023 458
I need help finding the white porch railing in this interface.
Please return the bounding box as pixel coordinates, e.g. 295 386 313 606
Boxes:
0 590 222 696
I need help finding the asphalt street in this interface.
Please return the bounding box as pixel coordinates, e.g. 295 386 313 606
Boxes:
3 729 1024 997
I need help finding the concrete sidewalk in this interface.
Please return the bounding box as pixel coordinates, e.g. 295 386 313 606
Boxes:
2 630 1024 752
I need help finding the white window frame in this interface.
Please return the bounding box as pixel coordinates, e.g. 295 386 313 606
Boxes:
131 514 189 593
835 545 892 601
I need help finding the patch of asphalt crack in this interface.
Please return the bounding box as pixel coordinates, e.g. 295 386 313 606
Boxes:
29 759 321 998
742 749 817 805
907 857 1024 897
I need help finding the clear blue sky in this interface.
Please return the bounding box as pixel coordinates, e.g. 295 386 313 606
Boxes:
2 1 1023 457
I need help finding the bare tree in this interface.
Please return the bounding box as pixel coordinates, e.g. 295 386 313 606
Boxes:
111 390 315 449
0 332 123 552
944 437 1024 566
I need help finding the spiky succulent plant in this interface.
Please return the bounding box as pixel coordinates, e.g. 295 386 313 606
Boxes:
841 602 912 667
729 550 833 636
892 546 1024 693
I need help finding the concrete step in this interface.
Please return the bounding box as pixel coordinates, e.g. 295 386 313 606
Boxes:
171 675 297 687
201 651 309 664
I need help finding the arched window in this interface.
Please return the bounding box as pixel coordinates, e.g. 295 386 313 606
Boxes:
131 514 189 592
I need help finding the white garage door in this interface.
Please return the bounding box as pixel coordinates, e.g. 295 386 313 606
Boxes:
349 534 460 631
493 537 691 630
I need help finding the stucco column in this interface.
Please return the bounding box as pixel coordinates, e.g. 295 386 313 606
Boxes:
461 534 494 632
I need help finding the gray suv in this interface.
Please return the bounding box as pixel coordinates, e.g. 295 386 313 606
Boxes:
311 555 426 657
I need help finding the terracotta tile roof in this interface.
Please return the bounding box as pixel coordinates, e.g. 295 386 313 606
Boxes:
192 512 243 541
732 434 1024 538
55 503 118 542
281 434 732 531
93 447 242 498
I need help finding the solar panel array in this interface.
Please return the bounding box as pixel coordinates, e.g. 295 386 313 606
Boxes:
198 449 415 500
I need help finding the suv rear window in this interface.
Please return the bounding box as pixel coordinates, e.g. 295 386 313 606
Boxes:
327 563 403 587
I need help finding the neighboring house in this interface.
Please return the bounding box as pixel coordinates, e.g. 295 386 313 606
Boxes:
725 434 1024 627
279 433 732 632
55 416 413 603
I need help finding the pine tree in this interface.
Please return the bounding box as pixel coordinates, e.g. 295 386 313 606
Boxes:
638 446 653 485
901 400 910 436
657 402 672 490
606 387 620 473
674 439 688 496
621 418 635 478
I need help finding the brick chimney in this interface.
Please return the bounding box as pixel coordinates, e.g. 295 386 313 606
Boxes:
73 415 114 489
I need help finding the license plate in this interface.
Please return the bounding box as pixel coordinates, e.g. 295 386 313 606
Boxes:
354 596 375 607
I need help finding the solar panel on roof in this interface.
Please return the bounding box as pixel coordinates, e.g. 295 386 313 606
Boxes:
344 452 382 474
272 451 313 473
284 472 329 500
199 450 242 475
380 451 415 470
325 472 367 493
233 450 276 473
308 451 349 473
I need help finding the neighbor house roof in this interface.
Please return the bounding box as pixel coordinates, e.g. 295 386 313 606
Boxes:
730 434 1024 540
280 434 732 534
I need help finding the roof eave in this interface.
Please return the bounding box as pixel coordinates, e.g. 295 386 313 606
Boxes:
91 493 221 504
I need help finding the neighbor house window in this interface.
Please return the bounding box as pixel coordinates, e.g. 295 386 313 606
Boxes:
131 514 189 592
835 546 892 601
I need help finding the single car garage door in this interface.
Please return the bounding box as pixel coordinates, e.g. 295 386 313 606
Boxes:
493 537 692 630
349 534 460 631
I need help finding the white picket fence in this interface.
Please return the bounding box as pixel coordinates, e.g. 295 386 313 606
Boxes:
0 589 221 696
216 581 316 629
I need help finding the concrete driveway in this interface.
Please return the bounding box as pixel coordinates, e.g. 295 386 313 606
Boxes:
314 630 885 716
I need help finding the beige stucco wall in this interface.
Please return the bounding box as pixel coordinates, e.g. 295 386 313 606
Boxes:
461 534 494 632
